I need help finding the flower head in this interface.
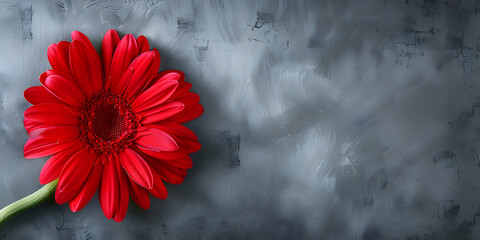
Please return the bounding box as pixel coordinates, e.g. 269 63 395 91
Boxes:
23 30 203 222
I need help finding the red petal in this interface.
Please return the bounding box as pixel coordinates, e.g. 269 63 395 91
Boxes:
175 136 201 153
47 41 71 75
24 118 49 134
157 155 193 169
135 126 178 152
69 39 103 97
139 102 184 124
113 66 134 96
24 103 79 125
57 148 97 193
41 73 85 106
132 80 178 113
149 160 187 185
148 70 184 88
39 142 84 184
137 35 150 54
24 137 79 159
128 179 150 209
137 148 189 160
99 158 118 219
55 189 73 205
109 34 138 93
119 148 154 189
166 103 204 123
149 170 167 200
102 29 120 88
113 157 129 222
71 31 98 55
170 81 192 100
123 49 160 100
174 92 200 108
147 123 200 153
28 125 79 143
24 85 62 105
55 148 97 204
151 122 198 141
69 160 103 212
160 92 202 124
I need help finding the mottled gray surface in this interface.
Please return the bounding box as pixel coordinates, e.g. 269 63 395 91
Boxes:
0 0 480 239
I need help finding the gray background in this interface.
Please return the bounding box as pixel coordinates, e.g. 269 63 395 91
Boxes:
0 0 479 239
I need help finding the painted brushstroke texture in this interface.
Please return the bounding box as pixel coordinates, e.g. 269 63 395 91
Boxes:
1 0 480 239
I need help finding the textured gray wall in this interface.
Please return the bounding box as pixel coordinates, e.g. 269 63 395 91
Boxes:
0 0 479 239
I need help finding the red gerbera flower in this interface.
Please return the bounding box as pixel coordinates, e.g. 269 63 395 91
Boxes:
23 29 203 222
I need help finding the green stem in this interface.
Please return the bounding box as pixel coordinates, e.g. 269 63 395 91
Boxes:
0 179 58 227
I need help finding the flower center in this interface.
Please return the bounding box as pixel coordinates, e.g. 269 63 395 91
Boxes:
79 91 139 154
